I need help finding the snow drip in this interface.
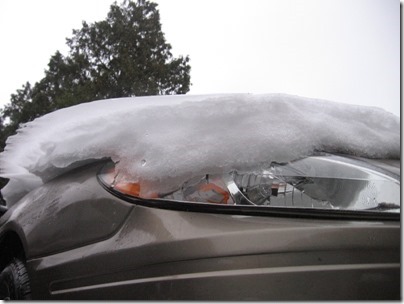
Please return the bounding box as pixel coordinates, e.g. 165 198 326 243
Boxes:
0 93 400 205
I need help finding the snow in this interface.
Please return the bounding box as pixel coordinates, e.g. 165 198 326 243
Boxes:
0 93 400 206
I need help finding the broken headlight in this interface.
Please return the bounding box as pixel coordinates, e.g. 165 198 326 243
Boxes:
98 154 400 213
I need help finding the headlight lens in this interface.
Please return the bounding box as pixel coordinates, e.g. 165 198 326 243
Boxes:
98 154 400 213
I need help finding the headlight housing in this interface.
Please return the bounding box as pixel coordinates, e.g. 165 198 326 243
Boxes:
98 154 400 216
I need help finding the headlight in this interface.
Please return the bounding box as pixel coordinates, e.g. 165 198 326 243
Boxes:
98 154 400 213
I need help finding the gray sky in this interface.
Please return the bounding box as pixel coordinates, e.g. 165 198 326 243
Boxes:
0 0 400 116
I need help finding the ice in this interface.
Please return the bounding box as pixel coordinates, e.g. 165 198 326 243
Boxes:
0 93 400 206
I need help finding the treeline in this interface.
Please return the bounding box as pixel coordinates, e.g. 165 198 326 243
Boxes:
0 0 191 152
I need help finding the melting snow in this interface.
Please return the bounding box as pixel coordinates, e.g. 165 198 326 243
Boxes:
0 93 400 206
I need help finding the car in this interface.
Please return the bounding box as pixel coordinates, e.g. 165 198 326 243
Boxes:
0 94 400 300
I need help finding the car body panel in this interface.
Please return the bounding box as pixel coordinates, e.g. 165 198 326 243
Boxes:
28 204 400 300
0 163 133 258
0 161 400 300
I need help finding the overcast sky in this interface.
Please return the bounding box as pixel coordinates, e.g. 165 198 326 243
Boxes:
0 0 400 116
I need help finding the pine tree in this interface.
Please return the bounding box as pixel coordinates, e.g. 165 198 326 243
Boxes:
0 0 191 151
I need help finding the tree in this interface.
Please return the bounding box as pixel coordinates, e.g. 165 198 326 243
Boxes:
1 82 34 151
67 0 191 98
3 82 33 126
0 0 191 151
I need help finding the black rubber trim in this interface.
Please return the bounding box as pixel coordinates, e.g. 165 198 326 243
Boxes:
0 205 7 217
97 174 400 222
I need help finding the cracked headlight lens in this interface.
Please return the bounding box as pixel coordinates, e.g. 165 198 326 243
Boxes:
98 154 400 213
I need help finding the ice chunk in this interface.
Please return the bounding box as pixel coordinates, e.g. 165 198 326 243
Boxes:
0 93 400 206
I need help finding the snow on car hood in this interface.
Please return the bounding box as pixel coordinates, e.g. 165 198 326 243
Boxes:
0 93 400 206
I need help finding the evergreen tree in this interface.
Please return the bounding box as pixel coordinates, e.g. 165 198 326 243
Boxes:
67 0 191 98
0 0 191 151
